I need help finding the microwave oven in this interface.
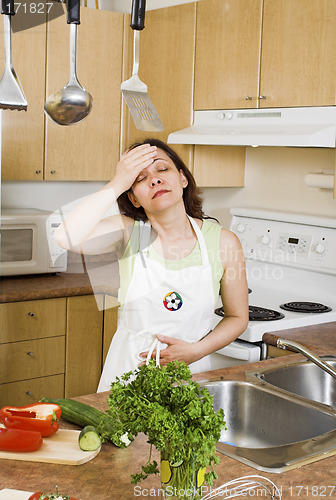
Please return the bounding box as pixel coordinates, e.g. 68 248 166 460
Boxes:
0 208 67 276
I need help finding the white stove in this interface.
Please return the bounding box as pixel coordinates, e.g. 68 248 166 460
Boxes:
209 207 336 369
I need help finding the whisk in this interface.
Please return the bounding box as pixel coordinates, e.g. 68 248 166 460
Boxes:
201 474 282 500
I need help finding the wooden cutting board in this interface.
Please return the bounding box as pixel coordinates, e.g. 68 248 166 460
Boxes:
0 429 100 465
0 490 32 500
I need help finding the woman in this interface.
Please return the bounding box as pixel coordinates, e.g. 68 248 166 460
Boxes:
55 139 249 392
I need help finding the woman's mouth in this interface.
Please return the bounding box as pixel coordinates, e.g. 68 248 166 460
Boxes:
152 189 169 198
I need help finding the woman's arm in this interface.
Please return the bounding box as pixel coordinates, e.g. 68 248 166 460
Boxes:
54 144 157 255
193 229 249 358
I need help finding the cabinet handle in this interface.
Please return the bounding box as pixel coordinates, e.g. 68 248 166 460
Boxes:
259 95 268 100
50 170 56 174
35 170 41 174
26 351 34 357
27 311 35 317
26 390 33 397
245 96 255 100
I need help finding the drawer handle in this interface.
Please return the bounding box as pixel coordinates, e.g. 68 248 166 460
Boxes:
26 351 34 357
26 391 33 397
27 312 35 317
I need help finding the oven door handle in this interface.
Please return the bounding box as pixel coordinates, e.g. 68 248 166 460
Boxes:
215 341 257 361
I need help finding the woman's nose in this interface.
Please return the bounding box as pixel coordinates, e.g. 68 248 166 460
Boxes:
151 178 162 187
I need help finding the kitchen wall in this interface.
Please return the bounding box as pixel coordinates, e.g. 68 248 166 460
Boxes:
1 145 336 227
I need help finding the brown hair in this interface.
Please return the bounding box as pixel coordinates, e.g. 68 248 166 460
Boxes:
117 138 218 223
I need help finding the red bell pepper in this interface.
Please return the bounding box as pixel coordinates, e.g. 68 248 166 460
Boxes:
0 402 62 437
0 427 43 452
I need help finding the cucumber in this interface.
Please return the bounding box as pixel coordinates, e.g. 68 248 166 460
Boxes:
40 397 127 447
78 425 102 451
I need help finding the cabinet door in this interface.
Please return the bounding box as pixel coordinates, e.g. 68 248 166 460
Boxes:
102 295 119 365
65 295 103 397
0 336 65 384
0 298 66 343
123 3 196 168
0 374 64 407
0 9 47 180
194 0 263 110
45 7 123 180
260 0 336 108
193 146 245 187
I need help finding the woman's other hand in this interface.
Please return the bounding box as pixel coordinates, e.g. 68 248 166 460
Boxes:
139 334 201 367
113 144 157 194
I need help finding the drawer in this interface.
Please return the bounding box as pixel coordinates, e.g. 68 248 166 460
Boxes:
0 298 66 343
0 336 65 384
0 374 64 407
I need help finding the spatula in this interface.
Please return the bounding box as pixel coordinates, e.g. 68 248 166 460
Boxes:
121 0 163 132
0 0 27 111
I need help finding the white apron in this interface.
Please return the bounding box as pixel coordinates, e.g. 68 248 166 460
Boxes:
97 216 215 392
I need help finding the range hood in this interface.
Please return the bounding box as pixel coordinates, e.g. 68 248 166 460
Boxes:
167 107 336 148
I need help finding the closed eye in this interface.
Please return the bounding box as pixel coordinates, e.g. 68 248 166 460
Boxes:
136 175 146 183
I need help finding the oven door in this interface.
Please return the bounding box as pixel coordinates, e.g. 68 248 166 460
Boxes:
209 339 261 370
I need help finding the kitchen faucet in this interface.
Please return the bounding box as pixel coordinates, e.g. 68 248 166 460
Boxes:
277 339 336 380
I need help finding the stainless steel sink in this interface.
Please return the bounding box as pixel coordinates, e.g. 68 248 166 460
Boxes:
199 379 336 472
252 356 336 409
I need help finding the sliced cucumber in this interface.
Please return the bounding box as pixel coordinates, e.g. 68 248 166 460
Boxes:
78 425 102 451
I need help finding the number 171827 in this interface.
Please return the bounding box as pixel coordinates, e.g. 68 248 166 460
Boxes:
14 2 54 14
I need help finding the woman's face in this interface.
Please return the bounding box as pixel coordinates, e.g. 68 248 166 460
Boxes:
128 148 188 213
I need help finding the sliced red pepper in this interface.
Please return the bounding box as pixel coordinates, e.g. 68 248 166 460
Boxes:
28 491 79 500
0 427 43 452
0 403 62 437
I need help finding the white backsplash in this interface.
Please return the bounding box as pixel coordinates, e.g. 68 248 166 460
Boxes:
1 146 336 229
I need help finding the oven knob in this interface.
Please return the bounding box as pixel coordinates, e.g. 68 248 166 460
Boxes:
315 243 325 254
236 223 245 233
261 235 270 245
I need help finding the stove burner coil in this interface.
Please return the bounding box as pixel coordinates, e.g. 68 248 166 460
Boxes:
280 302 332 313
215 306 285 321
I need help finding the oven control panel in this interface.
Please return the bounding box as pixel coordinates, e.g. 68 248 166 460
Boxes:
230 214 336 274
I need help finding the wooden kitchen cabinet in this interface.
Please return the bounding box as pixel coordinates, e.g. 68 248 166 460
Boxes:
0 9 47 180
194 0 263 110
0 298 66 406
194 0 336 110
193 146 245 187
260 0 336 108
102 294 119 365
0 294 113 406
122 3 196 168
65 294 104 397
45 6 123 180
1 5 123 181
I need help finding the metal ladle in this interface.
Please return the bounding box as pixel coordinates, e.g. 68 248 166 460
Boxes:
44 0 92 125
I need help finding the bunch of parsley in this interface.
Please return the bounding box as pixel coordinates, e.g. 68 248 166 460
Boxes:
106 360 226 486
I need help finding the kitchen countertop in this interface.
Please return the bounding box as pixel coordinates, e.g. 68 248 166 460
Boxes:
1 353 336 500
263 321 336 352
0 261 120 303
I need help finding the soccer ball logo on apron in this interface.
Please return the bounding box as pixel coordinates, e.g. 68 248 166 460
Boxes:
163 291 183 311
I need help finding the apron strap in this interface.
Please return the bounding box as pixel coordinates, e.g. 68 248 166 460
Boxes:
139 220 151 253
145 337 161 366
186 215 209 265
